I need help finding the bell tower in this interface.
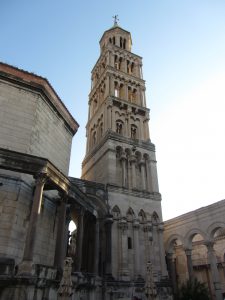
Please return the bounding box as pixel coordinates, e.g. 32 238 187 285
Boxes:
82 22 159 193
82 21 170 296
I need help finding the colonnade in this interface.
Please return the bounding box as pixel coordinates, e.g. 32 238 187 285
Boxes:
166 242 223 300
111 208 167 280
116 147 158 192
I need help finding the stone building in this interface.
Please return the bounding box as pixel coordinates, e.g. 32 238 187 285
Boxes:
0 22 172 299
1 21 224 300
164 199 225 300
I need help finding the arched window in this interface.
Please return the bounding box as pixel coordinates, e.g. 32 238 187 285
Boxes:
112 205 121 219
120 37 123 48
128 237 132 249
116 120 123 134
131 124 137 139
123 38 126 49
113 36 115 45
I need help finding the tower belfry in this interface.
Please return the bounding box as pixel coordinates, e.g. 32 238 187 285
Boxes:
82 23 170 297
82 23 156 190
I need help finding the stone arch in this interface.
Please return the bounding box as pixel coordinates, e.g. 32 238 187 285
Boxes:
152 211 160 224
165 233 185 253
138 209 146 223
126 207 135 221
112 205 121 219
207 221 225 240
0 287 27 300
184 227 208 249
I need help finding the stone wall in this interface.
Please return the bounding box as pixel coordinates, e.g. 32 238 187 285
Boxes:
0 79 73 175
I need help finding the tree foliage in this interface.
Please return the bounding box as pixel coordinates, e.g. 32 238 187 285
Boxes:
176 278 210 300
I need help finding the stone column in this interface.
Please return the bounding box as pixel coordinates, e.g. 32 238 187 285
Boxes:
107 99 113 129
109 75 114 96
112 106 116 132
124 82 128 101
75 208 85 272
206 241 223 300
157 224 168 277
18 172 48 275
23 172 48 262
120 153 127 187
94 218 100 275
54 195 68 271
130 155 137 189
145 158 153 192
118 219 129 280
166 252 177 295
104 214 113 276
143 223 153 263
185 248 194 280
139 160 146 191
133 220 141 277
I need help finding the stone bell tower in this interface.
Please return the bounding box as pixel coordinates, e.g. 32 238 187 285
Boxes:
82 20 170 299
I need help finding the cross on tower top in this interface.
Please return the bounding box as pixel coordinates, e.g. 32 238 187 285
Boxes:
112 15 119 26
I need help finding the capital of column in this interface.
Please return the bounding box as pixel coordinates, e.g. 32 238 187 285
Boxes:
139 159 145 167
205 240 215 252
184 248 192 256
143 223 152 232
157 223 164 233
120 152 127 161
129 155 136 164
118 219 128 232
34 171 49 185
133 219 140 230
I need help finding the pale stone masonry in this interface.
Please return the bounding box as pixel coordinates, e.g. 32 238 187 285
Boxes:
0 22 224 300
81 22 171 298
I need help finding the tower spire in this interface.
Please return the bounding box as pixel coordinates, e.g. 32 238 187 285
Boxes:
112 15 119 26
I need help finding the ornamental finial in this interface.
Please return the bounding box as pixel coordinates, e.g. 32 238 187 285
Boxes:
112 15 119 26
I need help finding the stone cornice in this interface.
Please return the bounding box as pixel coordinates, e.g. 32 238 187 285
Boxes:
82 130 156 168
107 183 162 201
0 147 70 193
0 62 79 135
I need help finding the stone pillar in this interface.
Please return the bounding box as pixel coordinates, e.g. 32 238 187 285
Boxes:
157 224 168 277
166 252 177 295
104 214 113 276
120 152 127 187
206 241 223 300
109 75 114 96
107 100 113 129
139 160 146 191
18 172 48 275
130 155 136 189
145 158 153 192
185 248 193 280
112 106 116 132
133 220 141 277
54 195 68 271
75 208 85 272
143 223 153 263
94 218 100 275
124 82 128 101
23 172 48 262
118 219 129 280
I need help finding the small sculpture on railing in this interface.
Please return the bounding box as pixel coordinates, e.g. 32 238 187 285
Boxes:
58 257 73 300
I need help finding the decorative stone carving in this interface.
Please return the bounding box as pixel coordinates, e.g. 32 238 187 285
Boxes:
145 261 158 300
57 257 73 300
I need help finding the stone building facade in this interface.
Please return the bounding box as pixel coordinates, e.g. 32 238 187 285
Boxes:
0 23 172 300
0 21 224 300
164 199 225 300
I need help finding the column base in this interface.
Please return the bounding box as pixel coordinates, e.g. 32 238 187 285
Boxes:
119 270 130 281
16 260 36 277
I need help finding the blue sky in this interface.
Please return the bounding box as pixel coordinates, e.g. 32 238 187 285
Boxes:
1 1 225 220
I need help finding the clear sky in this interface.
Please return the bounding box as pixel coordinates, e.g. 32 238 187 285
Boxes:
1 1 225 220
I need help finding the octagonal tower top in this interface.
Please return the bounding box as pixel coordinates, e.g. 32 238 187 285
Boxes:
99 21 132 53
